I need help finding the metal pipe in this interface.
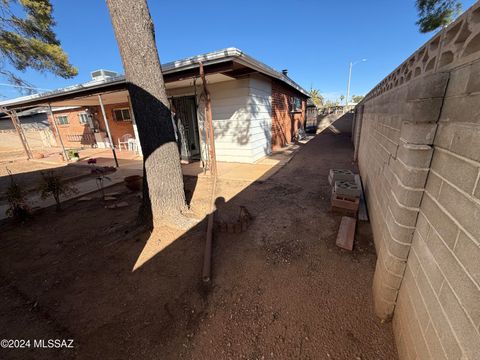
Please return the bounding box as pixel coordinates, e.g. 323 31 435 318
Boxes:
1 107 32 159
48 104 68 161
200 62 218 283
98 94 119 168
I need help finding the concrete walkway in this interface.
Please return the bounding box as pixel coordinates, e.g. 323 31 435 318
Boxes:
0 159 142 220
1 137 313 220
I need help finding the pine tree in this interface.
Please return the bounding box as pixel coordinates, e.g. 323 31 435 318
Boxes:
0 0 77 92
416 0 462 33
106 0 191 228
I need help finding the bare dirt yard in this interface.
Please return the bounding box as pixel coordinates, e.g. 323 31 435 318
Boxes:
0 134 398 359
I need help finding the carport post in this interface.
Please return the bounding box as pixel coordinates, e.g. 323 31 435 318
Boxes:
127 94 142 156
47 104 68 162
98 94 119 168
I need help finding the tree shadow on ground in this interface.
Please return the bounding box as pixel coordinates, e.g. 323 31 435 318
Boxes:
0 134 398 360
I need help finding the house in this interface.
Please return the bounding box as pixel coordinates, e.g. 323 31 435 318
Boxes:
0 107 57 151
0 48 309 164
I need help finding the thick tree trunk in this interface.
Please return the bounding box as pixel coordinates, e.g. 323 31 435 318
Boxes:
106 0 187 227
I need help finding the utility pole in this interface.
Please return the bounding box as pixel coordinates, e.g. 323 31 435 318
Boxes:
346 62 353 107
346 59 367 108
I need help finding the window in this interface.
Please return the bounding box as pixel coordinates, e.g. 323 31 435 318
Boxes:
292 97 302 112
56 115 69 125
78 113 89 125
113 108 131 122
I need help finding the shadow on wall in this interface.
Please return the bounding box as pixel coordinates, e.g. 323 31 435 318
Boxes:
211 93 273 160
316 112 353 135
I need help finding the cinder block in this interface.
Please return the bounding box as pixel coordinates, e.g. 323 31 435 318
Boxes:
388 196 419 227
407 247 421 278
424 171 443 199
390 158 429 188
416 270 463 359
328 169 355 185
384 230 411 260
421 194 458 249
407 72 449 100
397 143 434 169
424 322 448 360
438 181 480 241
433 122 454 150
391 179 425 207
415 212 431 241
440 93 480 123
382 249 408 277
466 59 480 94
427 231 480 326
430 149 479 194
445 64 470 97
400 121 437 145
334 180 361 198
454 231 480 286
438 282 480 359
372 265 397 320
412 236 445 293
386 209 416 244
406 98 444 123
449 123 480 163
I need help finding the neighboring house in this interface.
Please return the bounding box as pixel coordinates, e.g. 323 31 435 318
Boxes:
0 48 309 163
0 107 57 151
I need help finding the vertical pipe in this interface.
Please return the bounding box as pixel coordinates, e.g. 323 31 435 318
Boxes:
48 104 68 161
98 94 119 168
199 62 217 283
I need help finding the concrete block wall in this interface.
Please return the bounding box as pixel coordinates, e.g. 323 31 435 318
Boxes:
355 2 480 358
393 57 480 360
357 72 448 320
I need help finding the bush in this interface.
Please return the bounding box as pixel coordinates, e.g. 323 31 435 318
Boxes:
39 171 78 212
4 169 31 221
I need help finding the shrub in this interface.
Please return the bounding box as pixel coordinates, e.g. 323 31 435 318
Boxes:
4 169 31 221
39 171 78 212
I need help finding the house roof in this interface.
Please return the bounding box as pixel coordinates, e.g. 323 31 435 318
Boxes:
0 48 309 110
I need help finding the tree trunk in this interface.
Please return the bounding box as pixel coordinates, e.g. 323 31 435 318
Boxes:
106 0 187 227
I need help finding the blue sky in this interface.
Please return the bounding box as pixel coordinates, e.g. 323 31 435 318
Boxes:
1 0 477 100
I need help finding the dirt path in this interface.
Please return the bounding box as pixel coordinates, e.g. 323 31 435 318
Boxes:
0 134 397 359
184 134 397 359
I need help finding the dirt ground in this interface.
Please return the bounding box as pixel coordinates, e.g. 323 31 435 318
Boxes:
0 134 398 359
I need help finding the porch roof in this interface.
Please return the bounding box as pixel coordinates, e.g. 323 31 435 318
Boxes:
0 48 309 110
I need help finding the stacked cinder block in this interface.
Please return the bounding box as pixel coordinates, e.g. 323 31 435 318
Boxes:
329 169 361 217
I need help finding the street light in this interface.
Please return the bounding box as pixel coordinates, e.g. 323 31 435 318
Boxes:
346 58 367 106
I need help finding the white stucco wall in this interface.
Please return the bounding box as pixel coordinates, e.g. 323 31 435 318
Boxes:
209 75 272 163
167 75 272 164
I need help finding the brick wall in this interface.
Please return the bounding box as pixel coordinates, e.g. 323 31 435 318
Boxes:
48 107 95 148
355 3 480 358
48 103 135 149
271 80 306 151
94 102 135 147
